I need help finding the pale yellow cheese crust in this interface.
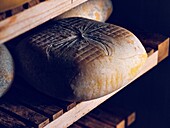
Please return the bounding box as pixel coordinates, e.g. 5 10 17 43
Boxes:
71 34 147 101
0 0 31 13
56 0 113 22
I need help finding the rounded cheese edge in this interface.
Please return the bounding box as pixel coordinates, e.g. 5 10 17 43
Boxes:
0 44 14 97
56 0 113 22
71 33 147 101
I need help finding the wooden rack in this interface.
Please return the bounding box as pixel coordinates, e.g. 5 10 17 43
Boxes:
0 33 169 128
0 0 169 128
0 0 87 44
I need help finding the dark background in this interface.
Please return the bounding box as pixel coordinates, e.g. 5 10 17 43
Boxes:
106 0 170 128
109 0 170 36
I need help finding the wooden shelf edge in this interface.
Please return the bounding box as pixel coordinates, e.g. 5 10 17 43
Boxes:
158 38 169 62
0 0 88 44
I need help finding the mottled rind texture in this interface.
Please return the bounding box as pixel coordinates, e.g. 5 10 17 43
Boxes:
16 17 147 101
0 44 14 97
56 0 113 22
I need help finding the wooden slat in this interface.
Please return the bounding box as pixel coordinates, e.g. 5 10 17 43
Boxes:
71 106 133 128
0 110 28 128
89 109 125 128
0 13 6 21
0 0 88 44
11 6 24 16
100 105 136 127
6 87 63 121
0 101 49 128
139 33 167 49
69 123 83 128
157 38 169 62
1 33 168 128
138 33 169 62
77 115 113 128
28 0 40 8
14 77 76 112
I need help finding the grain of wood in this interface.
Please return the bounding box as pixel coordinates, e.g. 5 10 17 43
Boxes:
100 105 136 127
0 101 49 128
89 109 125 128
0 13 6 21
158 38 169 62
11 6 24 15
28 0 40 7
78 115 113 128
138 33 169 62
0 0 88 44
0 109 28 128
14 77 76 112
8 87 64 121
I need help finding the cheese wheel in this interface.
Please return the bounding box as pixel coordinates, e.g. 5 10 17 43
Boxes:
56 0 113 22
0 44 14 97
0 0 31 13
16 17 147 101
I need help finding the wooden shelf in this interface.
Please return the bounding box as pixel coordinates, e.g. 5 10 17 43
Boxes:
0 0 87 44
69 104 136 128
0 33 168 128
0 1 169 127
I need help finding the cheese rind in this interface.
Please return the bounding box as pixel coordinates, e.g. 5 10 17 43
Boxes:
16 17 147 101
0 44 14 97
56 0 113 22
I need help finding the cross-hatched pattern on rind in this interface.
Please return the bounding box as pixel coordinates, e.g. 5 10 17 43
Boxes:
26 17 132 64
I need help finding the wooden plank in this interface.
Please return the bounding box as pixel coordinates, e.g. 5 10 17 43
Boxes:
6 87 63 121
69 123 83 128
0 0 88 44
77 115 113 128
0 100 49 128
100 105 136 127
14 77 76 112
0 33 167 128
11 6 24 15
137 32 169 62
127 112 136 126
28 0 40 8
89 109 125 128
157 38 169 62
0 13 6 21
0 109 29 128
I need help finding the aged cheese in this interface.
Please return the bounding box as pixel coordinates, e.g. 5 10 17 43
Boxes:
0 44 14 97
16 17 147 101
0 0 31 13
56 0 113 22
0 0 31 12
